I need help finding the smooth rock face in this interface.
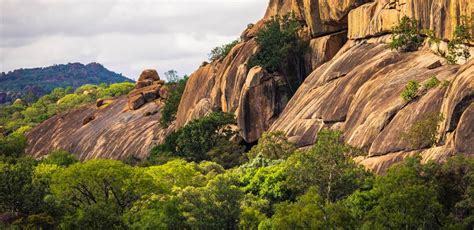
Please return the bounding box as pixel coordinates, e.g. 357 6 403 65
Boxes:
26 96 173 160
305 31 348 71
348 0 474 41
455 101 474 155
236 67 289 142
270 40 472 172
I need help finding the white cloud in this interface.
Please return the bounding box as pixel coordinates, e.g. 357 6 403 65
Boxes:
0 0 268 80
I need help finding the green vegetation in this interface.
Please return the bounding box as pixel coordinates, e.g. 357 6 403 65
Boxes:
390 16 424 51
2 120 474 228
159 75 188 128
151 112 242 165
248 14 307 93
209 40 240 62
424 76 441 90
401 80 420 102
0 82 134 136
402 112 444 149
446 17 472 64
0 62 132 104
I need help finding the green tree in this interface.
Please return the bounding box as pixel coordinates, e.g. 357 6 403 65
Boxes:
390 16 424 51
154 112 237 162
0 133 27 158
51 160 159 228
159 76 187 127
247 131 296 160
209 40 240 62
41 150 79 167
285 129 371 202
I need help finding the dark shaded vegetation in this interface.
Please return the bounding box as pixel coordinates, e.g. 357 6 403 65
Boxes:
209 40 240 62
248 14 308 94
159 74 188 128
2 116 473 229
0 62 132 104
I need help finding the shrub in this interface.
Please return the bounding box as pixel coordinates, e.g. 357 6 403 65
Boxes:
159 76 187 128
424 76 441 90
247 131 296 160
390 16 424 52
248 14 304 73
401 112 444 149
401 80 420 102
152 112 238 163
0 133 27 158
446 17 472 64
42 150 78 167
209 40 239 62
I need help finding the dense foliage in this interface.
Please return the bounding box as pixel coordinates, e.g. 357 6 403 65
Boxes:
159 75 188 128
0 82 135 136
446 17 473 64
2 121 473 229
0 62 132 104
390 16 424 51
151 112 243 166
248 14 307 93
209 40 240 62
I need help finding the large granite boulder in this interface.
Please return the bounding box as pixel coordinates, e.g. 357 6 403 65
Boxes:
348 0 474 41
127 69 165 110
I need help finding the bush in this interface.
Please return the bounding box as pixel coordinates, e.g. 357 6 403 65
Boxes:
401 80 420 102
160 76 188 128
424 76 441 90
401 112 444 149
248 14 304 73
247 131 296 160
446 17 472 64
0 133 27 158
42 150 78 167
390 16 424 51
152 112 239 164
209 40 239 62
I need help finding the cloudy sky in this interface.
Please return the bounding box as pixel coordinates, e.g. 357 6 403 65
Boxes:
0 0 268 80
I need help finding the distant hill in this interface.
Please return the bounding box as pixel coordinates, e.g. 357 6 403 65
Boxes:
0 62 133 104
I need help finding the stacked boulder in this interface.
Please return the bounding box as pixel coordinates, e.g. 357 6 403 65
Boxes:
127 69 166 110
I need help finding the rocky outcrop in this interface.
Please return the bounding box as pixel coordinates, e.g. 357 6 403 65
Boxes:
348 0 474 41
26 96 173 160
127 69 165 110
270 38 473 173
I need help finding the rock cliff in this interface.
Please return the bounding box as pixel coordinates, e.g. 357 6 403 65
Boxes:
26 0 473 172
175 0 474 172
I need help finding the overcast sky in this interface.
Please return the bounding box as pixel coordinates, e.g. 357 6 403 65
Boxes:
0 0 268 80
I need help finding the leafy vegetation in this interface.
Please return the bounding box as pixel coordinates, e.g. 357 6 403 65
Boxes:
159 74 188 128
0 82 134 136
151 112 242 165
402 112 444 149
248 14 307 93
390 16 424 51
0 62 132 104
401 80 420 102
446 17 472 64
1 119 474 229
424 76 441 90
209 40 240 62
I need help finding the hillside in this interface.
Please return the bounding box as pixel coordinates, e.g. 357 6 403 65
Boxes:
25 0 473 173
2 0 474 228
0 62 132 104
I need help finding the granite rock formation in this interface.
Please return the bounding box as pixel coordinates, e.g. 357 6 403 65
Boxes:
25 0 473 173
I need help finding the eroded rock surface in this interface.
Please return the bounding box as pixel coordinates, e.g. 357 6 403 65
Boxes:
348 0 474 41
26 96 172 160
